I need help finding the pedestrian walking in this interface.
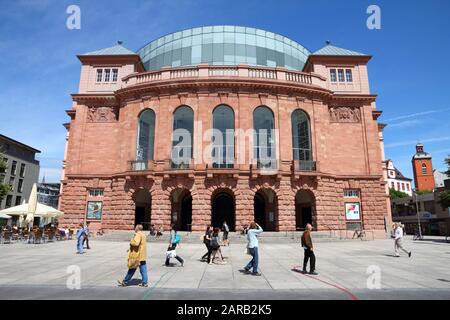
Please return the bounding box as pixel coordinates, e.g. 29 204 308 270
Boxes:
394 222 412 258
201 225 213 262
117 224 148 287
76 223 86 254
165 224 184 267
243 222 263 276
210 227 226 264
83 221 91 249
222 221 230 246
301 223 318 275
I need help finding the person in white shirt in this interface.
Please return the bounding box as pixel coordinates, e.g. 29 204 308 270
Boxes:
394 222 411 258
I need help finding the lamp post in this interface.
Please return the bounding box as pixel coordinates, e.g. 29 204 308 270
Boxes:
413 189 422 239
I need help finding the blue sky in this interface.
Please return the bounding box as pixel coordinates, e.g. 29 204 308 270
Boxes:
0 0 449 183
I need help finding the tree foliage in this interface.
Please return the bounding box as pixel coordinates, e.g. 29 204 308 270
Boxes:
389 188 410 199
0 152 11 202
416 189 433 195
438 155 450 209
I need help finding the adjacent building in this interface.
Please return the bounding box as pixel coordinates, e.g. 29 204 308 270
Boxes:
392 144 450 235
386 159 413 196
0 134 40 209
37 181 61 209
412 143 435 192
59 26 390 237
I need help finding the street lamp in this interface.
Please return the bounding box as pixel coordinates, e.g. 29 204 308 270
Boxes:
413 189 422 239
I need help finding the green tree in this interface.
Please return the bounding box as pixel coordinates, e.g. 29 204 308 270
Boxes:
445 155 450 177
416 189 433 195
438 155 450 209
389 188 410 199
0 152 11 202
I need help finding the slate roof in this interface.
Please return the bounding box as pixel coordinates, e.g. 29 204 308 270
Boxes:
80 43 137 56
312 44 368 56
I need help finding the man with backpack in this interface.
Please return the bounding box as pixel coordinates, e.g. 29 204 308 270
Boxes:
165 224 184 267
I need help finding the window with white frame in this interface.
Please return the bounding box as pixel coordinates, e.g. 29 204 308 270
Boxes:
104 69 111 82
337 69 345 82
89 189 104 197
345 69 353 82
112 69 118 82
344 190 360 198
96 69 103 82
330 68 353 83
330 69 337 82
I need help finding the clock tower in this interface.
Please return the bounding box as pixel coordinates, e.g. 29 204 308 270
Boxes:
412 143 435 191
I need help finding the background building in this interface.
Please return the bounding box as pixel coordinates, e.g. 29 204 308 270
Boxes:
386 159 413 196
59 26 390 237
0 134 40 210
412 143 435 191
37 180 60 209
391 143 450 235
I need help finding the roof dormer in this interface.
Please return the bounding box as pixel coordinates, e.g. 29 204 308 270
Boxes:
303 42 372 94
76 41 144 94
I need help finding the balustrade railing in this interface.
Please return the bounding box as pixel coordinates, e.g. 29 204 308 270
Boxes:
248 67 277 79
208 66 238 77
170 67 199 78
122 65 323 88
293 160 317 172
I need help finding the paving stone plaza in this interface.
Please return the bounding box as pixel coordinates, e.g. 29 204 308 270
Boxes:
0 236 449 300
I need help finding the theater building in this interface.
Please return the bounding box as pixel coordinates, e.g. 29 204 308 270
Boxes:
59 26 390 237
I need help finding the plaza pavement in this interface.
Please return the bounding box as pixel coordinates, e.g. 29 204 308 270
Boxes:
0 236 449 300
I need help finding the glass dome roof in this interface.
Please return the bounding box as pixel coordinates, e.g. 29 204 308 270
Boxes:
138 25 311 71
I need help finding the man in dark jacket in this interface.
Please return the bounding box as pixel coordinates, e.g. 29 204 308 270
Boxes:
301 223 318 275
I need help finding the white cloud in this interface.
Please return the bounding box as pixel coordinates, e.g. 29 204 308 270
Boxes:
384 108 450 122
386 119 420 129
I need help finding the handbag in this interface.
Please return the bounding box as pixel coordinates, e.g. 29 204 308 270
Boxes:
127 247 140 269
166 249 177 258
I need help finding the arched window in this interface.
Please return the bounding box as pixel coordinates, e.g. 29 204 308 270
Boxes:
136 109 156 166
253 106 276 169
291 109 312 161
212 105 234 168
172 106 194 168
421 163 427 175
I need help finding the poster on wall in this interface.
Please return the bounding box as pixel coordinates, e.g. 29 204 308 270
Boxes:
345 202 361 221
86 201 103 220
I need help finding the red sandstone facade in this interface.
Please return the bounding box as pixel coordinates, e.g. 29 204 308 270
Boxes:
59 39 391 238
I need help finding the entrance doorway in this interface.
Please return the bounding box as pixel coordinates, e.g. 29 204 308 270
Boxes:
253 189 278 231
134 189 151 230
295 190 314 230
211 191 235 231
171 189 192 231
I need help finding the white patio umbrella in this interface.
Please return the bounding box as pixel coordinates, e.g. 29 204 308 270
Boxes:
0 212 11 219
0 203 63 218
25 183 38 227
